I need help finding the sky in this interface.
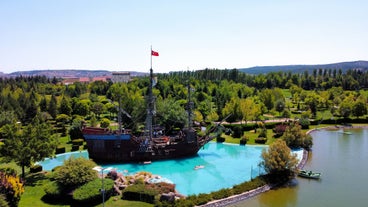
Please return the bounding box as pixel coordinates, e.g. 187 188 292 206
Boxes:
1 0 368 74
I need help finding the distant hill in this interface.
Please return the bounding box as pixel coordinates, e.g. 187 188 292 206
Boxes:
238 60 368 74
1 61 368 78
2 69 148 78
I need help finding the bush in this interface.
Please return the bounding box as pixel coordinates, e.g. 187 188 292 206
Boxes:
100 118 110 128
232 177 267 195
298 118 310 129
71 145 80 151
232 125 243 138
0 172 24 207
30 164 43 173
71 138 84 146
240 136 248 145
53 157 97 188
255 138 267 144
43 181 64 198
211 188 233 200
0 167 17 176
191 193 212 206
55 146 66 154
0 194 9 207
216 136 225 143
122 184 158 204
73 178 114 203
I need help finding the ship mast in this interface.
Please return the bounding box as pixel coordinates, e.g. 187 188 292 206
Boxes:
187 81 193 129
145 68 154 142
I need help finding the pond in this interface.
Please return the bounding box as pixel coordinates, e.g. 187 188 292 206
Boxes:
230 127 368 207
39 142 303 196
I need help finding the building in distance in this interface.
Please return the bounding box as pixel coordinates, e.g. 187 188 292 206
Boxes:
111 72 131 83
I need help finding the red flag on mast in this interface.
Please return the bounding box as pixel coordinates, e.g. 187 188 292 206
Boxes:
151 50 159 56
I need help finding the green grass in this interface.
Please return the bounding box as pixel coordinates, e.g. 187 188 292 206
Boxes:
18 172 153 207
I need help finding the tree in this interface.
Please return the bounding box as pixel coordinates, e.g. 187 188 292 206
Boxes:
0 117 58 178
352 99 367 118
275 99 285 116
69 118 84 140
48 94 58 119
99 118 110 128
260 139 298 180
282 122 313 149
90 102 105 118
53 157 97 188
72 100 90 116
59 96 72 116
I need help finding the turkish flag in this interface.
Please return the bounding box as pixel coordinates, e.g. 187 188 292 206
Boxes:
151 50 159 56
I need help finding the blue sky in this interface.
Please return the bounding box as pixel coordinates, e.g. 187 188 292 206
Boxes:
1 0 367 73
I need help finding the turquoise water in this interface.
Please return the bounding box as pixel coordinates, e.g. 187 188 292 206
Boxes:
40 142 302 195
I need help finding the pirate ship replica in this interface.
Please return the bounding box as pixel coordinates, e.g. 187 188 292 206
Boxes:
83 65 220 163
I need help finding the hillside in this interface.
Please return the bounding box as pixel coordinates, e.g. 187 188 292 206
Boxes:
1 69 148 78
1 60 368 78
238 60 368 74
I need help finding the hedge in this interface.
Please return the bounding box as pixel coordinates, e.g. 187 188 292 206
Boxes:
72 139 84 146
43 181 64 198
71 145 80 151
30 165 42 173
55 146 66 154
122 184 158 204
73 178 114 203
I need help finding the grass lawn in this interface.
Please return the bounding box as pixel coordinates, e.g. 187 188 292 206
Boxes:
18 172 153 207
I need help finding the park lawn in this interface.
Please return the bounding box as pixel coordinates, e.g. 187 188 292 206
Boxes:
222 128 276 145
19 172 153 207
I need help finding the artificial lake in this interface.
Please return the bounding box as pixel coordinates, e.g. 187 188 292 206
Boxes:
40 142 303 196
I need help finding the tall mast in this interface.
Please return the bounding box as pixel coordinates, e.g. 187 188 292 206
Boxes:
187 81 193 128
145 68 154 141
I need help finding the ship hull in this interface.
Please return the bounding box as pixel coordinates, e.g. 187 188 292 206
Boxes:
83 129 206 163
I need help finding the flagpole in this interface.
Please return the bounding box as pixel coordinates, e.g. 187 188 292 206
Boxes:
150 45 152 70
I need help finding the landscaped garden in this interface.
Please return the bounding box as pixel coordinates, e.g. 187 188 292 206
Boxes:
2 69 368 206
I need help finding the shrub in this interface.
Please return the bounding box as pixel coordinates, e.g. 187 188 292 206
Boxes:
43 181 64 198
71 138 84 146
0 172 24 207
71 145 80 151
255 138 267 144
232 177 267 195
216 136 225 143
0 168 17 176
99 118 110 128
211 188 233 200
146 182 175 194
240 136 248 145
73 178 114 203
55 146 66 154
30 164 43 173
53 157 97 188
298 118 310 129
191 193 212 205
0 194 9 207
122 184 158 204
232 125 243 138
273 124 288 138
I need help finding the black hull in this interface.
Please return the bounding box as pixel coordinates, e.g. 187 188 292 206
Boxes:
85 138 202 163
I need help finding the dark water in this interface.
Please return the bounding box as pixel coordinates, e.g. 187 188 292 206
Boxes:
230 128 368 207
